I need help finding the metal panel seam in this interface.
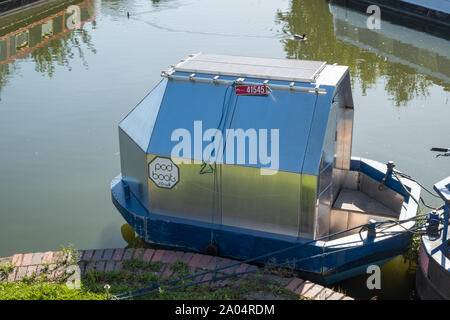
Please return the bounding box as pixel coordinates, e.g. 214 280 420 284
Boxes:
147 78 171 153
298 93 320 239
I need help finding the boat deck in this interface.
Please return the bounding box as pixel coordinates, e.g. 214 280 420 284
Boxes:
334 189 398 218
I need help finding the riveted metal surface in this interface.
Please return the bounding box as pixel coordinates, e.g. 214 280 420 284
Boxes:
225 89 317 172
147 154 219 223
117 54 359 240
329 209 349 238
299 174 318 239
119 128 149 211
332 75 354 201
341 170 359 190
119 79 167 151
317 184 332 238
360 174 404 213
319 163 333 196
148 80 232 159
318 98 338 200
301 92 334 176
221 165 300 237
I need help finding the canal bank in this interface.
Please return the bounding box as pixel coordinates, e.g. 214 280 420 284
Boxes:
0 248 354 300
0 0 79 17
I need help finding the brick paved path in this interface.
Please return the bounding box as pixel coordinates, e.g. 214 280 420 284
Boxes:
0 248 354 300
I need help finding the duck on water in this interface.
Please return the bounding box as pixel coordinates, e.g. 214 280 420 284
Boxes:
293 33 307 40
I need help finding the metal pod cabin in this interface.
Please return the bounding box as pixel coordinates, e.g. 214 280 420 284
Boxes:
112 53 420 284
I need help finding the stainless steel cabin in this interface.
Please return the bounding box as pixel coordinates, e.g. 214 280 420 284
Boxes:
118 53 368 241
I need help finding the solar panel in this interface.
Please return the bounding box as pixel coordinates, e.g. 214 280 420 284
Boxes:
174 53 326 83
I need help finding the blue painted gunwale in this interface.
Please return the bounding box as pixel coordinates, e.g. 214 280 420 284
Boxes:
111 158 418 284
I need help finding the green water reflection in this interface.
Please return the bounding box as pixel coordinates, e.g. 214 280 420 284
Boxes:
275 0 449 106
335 255 418 300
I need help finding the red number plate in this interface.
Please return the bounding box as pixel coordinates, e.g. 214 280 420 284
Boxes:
235 84 267 96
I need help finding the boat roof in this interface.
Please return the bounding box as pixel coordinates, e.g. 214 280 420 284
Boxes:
173 53 327 83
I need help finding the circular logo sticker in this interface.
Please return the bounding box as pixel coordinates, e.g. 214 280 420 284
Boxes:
148 157 179 189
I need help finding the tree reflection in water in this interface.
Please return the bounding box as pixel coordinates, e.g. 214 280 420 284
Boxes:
275 0 449 106
0 0 96 97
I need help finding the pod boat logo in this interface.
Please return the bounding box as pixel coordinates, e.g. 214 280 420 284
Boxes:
148 157 180 189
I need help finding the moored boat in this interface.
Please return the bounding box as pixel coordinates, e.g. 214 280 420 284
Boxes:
111 53 421 284
416 175 450 299
330 0 450 28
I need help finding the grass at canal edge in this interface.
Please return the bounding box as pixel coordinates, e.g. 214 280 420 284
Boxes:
402 212 425 266
0 245 302 300
0 267 299 300
1 228 420 300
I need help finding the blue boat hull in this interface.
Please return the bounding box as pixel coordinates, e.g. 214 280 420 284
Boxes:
111 172 413 285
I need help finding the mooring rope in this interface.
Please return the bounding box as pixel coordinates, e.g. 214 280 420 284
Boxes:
393 170 441 199
117 218 434 300
392 170 442 211
114 243 376 300
199 82 237 245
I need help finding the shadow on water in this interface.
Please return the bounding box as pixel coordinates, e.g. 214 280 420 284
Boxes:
121 224 174 251
121 223 145 249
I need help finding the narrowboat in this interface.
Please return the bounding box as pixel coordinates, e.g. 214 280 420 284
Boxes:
416 175 450 299
111 53 421 284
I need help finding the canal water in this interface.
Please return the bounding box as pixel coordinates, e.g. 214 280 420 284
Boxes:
0 0 448 299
